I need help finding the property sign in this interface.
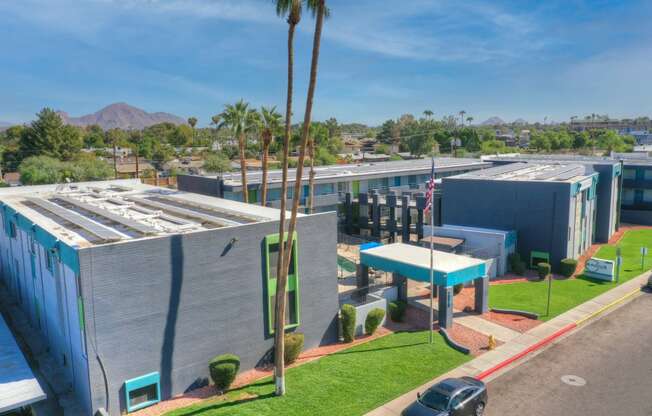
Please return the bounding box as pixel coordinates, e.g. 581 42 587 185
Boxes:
641 247 648 255
585 258 615 281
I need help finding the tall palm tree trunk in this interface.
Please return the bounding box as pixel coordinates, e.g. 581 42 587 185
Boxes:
308 138 315 213
135 147 140 179
113 140 118 179
239 133 249 203
273 19 297 397
261 135 269 206
278 0 325 393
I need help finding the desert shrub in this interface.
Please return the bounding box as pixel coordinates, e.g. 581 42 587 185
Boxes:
284 332 304 365
453 283 464 295
389 300 407 322
209 354 240 392
341 304 356 343
560 258 578 277
364 308 385 335
537 262 551 280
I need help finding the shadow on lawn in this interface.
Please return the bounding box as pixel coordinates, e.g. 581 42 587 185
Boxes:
332 332 428 356
178 380 275 416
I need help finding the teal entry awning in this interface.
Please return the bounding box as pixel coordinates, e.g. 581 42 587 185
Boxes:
360 243 486 287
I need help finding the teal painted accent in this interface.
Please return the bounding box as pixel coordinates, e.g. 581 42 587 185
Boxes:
504 231 517 249
360 242 382 251
571 182 581 196
613 164 622 177
394 176 401 187
124 372 161 412
360 251 485 286
588 176 598 200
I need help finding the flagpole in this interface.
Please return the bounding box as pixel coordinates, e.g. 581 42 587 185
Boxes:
429 159 435 344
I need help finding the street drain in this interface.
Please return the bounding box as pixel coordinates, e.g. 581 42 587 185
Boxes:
561 375 586 386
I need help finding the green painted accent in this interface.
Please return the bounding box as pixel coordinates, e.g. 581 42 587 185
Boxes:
530 250 550 268
125 372 161 412
337 256 356 273
248 189 258 203
77 297 85 331
264 232 300 334
352 180 360 197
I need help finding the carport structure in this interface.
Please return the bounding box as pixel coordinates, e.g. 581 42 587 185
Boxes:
359 243 488 328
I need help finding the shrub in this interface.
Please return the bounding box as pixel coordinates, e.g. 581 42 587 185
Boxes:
209 354 240 392
284 332 304 365
365 308 385 335
537 262 551 280
508 252 526 275
560 258 578 277
341 304 356 343
453 283 464 295
389 300 407 322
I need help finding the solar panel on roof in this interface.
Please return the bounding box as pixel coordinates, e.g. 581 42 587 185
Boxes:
26 197 124 242
467 163 530 178
555 168 587 180
125 196 237 227
533 165 581 180
154 194 264 223
55 196 159 236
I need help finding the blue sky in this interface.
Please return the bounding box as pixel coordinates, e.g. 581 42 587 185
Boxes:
1 0 652 126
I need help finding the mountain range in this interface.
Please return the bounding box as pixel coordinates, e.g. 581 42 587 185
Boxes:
56 102 186 130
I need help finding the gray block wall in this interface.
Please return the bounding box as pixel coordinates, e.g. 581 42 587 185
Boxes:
177 175 222 198
78 212 339 415
441 178 572 267
590 164 618 242
621 209 652 225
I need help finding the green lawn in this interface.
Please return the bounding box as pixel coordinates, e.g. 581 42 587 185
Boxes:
165 331 470 416
490 229 652 321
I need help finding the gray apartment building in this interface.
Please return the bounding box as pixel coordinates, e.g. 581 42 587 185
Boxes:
178 158 491 213
442 163 601 268
0 179 338 415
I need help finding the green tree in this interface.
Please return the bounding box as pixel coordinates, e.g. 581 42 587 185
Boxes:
188 117 198 146
66 155 112 182
83 124 105 148
20 108 82 160
529 130 551 152
202 153 232 174
19 156 63 184
219 100 258 203
170 124 193 147
259 106 283 206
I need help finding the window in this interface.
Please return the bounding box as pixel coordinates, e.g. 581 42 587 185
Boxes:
124 372 161 412
644 190 652 203
45 250 54 272
9 221 16 239
622 189 635 204
645 169 652 181
28 235 36 255
623 168 636 179
265 233 300 334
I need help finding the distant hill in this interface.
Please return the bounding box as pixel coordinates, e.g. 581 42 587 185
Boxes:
481 116 506 126
0 121 16 132
513 118 527 125
56 102 186 130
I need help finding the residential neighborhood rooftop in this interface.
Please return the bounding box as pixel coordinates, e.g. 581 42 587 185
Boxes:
0 179 292 248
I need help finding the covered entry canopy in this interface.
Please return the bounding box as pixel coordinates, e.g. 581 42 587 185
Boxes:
0 314 46 413
360 243 486 286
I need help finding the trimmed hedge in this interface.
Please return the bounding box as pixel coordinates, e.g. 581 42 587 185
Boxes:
365 308 385 335
389 300 407 322
453 283 464 295
341 304 356 343
508 252 526 275
537 262 551 280
209 354 240 392
284 332 304 365
560 258 578 277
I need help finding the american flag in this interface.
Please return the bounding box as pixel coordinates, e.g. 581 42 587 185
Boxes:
424 157 436 215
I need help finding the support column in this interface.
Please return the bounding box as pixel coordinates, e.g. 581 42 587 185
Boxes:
438 285 453 329
358 193 369 231
474 276 489 314
356 264 369 301
387 192 397 242
392 273 408 302
345 192 353 234
371 192 381 238
416 193 426 241
401 195 411 242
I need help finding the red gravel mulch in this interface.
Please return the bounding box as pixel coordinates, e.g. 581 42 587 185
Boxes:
482 311 541 333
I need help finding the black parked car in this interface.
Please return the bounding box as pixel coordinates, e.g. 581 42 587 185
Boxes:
402 377 488 416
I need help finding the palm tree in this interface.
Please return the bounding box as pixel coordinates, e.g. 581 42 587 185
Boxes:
307 125 316 213
210 115 222 150
423 109 434 120
219 100 257 203
259 106 282 206
466 116 473 126
188 117 198 146
458 110 466 126
273 0 303 397
274 0 328 397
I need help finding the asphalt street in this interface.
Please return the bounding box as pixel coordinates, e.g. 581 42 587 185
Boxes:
486 292 652 416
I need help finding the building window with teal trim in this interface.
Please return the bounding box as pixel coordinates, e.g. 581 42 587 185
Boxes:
45 249 54 272
9 221 16 239
264 233 300 334
124 372 161 412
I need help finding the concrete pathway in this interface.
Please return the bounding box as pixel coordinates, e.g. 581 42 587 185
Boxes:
365 271 651 416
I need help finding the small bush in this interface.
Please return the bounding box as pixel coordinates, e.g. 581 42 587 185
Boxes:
389 300 407 322
209 354 240 392
365 308 386 335
284 333 304 365
537 262 551 280
453 283 464 295
560 258 578 277
341 304 356 343
508 252 527 275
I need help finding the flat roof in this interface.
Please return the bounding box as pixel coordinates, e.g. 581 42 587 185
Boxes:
486 153 652 167
209 158 491 188
0 179 296 247
0 314 46 412
450 162 592 183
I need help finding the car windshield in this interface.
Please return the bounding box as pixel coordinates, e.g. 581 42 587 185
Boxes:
419 389 450 411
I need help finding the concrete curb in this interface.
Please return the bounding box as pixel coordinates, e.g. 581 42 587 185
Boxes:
575 287 642 326
439 328 471 355
490 308 539 320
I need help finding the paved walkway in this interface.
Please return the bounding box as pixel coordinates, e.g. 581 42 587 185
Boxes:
365 271 651 416
453 314 521 342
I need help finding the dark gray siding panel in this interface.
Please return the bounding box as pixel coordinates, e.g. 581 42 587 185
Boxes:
441 178 571 266
621 209 652 225
177 175 222 197
78 213 338 415
591 164 616 242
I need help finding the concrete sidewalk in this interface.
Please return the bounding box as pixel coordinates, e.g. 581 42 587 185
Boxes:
365 271 650 416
